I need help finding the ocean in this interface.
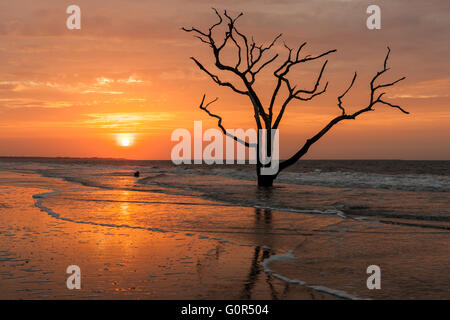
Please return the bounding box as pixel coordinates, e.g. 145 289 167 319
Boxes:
0 157 449 299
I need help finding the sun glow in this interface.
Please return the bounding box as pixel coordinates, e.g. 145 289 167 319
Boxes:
117 133 134 147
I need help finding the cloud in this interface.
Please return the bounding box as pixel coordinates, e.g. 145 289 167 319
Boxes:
83 112 174 129
389 78 450 99
82 90 124 95
0 0 448 159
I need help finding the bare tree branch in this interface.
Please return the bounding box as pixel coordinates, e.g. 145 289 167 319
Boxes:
293 82 329 101
199 95 255 147
183 8 270 126
377 100 409 114
190 57 248 95
278 47 408 174
246 33 282 83
337 72 357 115
183 11 407 185
272 53 334 129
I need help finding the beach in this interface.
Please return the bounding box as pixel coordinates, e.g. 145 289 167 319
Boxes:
0 158 449 299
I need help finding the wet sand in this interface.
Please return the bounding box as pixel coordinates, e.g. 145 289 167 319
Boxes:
0 172 333 299
0 170 449 299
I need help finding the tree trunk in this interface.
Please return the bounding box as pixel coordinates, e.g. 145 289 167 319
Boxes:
256 127 277 187
257 174 275 187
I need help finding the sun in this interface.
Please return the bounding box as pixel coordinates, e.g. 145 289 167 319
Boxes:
116 134 134 147
120 137 131 147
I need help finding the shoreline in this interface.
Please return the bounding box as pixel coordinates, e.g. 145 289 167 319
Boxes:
0 167 449 299
0 172 339 299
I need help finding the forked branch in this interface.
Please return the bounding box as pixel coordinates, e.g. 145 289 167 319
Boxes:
271 43 336 128
199 95 256 148
182 9 287 126
183 11 407 181
278 47 408 173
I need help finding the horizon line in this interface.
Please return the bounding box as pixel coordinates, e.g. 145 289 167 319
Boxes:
0 156 449 162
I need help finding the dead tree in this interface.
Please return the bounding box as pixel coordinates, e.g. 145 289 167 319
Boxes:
182 9 408 187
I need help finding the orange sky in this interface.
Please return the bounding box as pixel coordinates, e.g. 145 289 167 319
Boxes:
0 0 449 160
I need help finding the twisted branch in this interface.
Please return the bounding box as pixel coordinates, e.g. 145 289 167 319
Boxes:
199 95 255 148
183 11 407 179
278 47 408 173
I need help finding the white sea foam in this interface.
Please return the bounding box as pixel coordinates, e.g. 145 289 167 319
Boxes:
167 166 450 192
261 251 363 300
33 190 173 233
279 170 450 192
252 205 347 218
31 190 266 247
260 251 297 272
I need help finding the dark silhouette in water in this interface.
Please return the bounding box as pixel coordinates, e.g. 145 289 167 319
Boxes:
182 9 408 187
134 171 140 177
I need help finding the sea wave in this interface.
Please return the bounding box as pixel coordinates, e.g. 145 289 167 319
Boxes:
167 166 450 192
260 251 362 300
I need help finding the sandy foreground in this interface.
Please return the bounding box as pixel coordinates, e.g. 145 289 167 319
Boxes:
0 171 449 299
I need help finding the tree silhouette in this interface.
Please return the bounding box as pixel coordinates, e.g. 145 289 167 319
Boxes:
183 9 408 187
